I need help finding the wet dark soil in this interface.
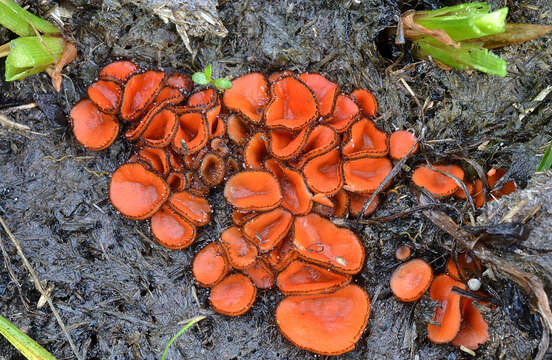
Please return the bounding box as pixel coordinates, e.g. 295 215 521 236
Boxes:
0 0 551 359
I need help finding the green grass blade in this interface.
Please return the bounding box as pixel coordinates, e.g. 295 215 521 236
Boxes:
0 314 58 360
416 37 507 76
5 36 64 81
536 142 552 172
0 0 60 37
161 316 205 360
416 7 507 41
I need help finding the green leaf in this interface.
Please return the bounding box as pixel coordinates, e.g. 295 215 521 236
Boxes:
192 72 209 85
204 64 212 81
416 7 508 42
5 36 65 81
213 77 232 90
536 142 552 172
161 316 205 360
415 37 507 77
0 314 58 360
0 0 60 37
415 2 490 18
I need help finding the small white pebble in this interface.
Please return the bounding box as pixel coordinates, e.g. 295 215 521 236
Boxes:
468 278 481 291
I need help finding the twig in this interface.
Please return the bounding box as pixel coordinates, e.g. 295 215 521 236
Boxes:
0 42 9 58
353 203 457 225
0 217 83 360
357 127 426 220
0 103 38 113
0 234 29 311
0 114 47 136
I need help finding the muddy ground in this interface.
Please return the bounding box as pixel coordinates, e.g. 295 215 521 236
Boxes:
0 0 551 359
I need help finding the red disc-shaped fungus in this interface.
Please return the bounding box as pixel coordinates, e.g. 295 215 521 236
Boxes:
220 226 259 269
109 162 169 220
277 260 351 295
150 205 196 249
451 299 489 350
227 113 250 146
299 73 338 117
243 208 293 252
244 133 269 169
264 76 319 130
276 284 370 356
168 191 211 226
264 236 298 272
303 148 343 196
389 130 418 160
140 107 179 148
120 70 165 121
412 164 464 197
324 94 359 133
351 88 377 117
210 273 257 316
99 60 138 83
223 73 269 124
264 159 313 215
136 146 170 176
390 258 433 302
193 242 229 287
427 274 466 344
172 111 209 154
87 80 121 114
446 253 480 281
349 193 379 217
199 152 225 187
242 260 274 289
224 171 282 211
342 118 389 158
395 244 412 261
293 125 337 167
70 99 120 151
293 213 365 274
487 168 516 198
343 157 392 193
268 127 310 160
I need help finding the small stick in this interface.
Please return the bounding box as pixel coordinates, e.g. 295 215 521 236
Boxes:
0 103 38 113
0 217 83 360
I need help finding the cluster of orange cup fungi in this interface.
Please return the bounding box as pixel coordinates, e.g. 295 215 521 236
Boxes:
390 251 490 350
69 61 516 355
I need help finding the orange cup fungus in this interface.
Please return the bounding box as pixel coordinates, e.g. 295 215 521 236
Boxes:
390 258 433 302
71 64 502 355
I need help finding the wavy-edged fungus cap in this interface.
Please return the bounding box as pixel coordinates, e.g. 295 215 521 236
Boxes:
168 190 211 226
209 273 257 316
136 146 170 176
243 208 293 252
99 60 138 84
223 73 269 124
412 164 464 197
193 242 229 287
187 88 222 138
390 258 433 302
268 127 309 160
171 111 209 154
395 244 413 261
293 125 338 168
487 168 516 197
293 213 365 274
265 159 312 215
150 205 196 249
303 148 344 196
264 76 318 130
244 133 269 169
227 113 250 146
349 193 379 217
446 253 480 281
199 152 225 187
343 157 392 194
451 299 489 350
87 80 121 115
264 236 297 272
242 260 274 289
323 94 359 133
299 73 338 117
220 226 259 269
70 99 119 151
109 162 169 220
351 88 377 117
342 118 389 159
276 284 370 356
277 260 351 295
427 274 466 344
120 70 165 121
224 171 282 211
389 130 418 160
139 107 178 148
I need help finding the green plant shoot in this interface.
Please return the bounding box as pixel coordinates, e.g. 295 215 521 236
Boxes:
161 315 206 360
192 65 233 91
4 36 65 81
0 314 58 360
0 0 60 37
536 142 552 172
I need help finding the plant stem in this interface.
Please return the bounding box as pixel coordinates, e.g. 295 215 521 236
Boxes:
161 316 206 360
